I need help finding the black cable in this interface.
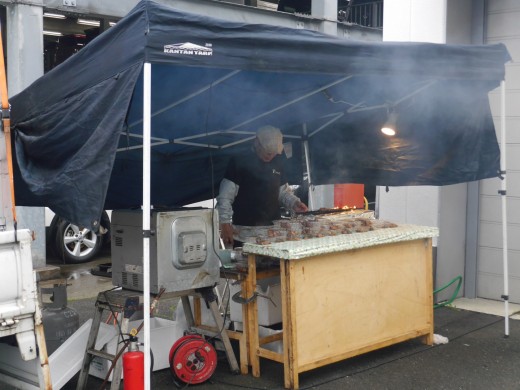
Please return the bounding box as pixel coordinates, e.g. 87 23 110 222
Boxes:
209 314 506 390
440 315 504 343
150 348 156 388
150 347 154 374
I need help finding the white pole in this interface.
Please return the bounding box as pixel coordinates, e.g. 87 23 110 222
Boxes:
302 123 314 210
500 80 509 337
142 62 152 388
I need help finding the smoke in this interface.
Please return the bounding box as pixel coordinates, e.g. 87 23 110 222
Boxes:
118 62 501 209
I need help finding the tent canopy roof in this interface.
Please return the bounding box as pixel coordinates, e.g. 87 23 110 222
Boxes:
10 0 511 229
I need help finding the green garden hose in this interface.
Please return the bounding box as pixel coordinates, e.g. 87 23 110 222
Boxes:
433 275 463 309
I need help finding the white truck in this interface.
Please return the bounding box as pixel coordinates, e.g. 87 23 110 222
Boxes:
0 31 53 388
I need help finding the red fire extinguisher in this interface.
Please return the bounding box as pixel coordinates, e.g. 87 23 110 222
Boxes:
123 334 144 390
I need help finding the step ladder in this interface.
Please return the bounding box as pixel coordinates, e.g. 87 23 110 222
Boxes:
76 289 139 390
76 287 239 390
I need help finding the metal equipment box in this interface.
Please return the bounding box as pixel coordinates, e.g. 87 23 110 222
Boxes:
111 209 220 294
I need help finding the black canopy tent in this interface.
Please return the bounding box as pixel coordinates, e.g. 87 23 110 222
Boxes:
10 0 510 231
9 1 513 382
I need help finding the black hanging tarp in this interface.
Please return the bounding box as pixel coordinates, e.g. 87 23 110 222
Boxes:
10 0 511 229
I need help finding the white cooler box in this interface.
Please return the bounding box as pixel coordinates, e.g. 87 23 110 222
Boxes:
234 321 283 354
230 276 282 326
89 317 183 381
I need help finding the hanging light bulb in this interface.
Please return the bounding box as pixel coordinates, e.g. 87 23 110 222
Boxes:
381 110 398 136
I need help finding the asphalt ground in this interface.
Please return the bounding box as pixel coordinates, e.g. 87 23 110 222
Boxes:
58 295 520 390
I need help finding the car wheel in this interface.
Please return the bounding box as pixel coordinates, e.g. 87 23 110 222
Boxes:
54 219 104 264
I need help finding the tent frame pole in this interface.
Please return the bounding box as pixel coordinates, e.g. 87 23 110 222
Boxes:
500 80 509 337
302 123 314 210
143 62 152 389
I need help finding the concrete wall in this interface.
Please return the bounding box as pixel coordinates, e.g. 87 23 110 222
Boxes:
478 0 520 302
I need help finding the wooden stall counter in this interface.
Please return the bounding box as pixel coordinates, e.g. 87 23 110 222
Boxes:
241 224 439 389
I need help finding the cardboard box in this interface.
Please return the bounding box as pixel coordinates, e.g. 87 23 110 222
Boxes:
230 276 282 326
89 317 183 381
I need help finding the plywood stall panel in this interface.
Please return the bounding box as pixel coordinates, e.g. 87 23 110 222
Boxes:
285 238 433 372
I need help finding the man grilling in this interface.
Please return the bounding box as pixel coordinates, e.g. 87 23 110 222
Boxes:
216 125 308 248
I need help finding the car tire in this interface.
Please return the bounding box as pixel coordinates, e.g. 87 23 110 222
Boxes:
54 218 104 264
46 215 61 258
100 211 111 249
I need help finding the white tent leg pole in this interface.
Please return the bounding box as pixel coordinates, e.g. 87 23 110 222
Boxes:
499 80 509 337
143 62 152 388
302 123 314 210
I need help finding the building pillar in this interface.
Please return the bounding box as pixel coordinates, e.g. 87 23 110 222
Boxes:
6 1 46 267
312 0 338 36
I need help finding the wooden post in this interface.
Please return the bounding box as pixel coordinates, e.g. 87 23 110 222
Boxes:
246 253 260 377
